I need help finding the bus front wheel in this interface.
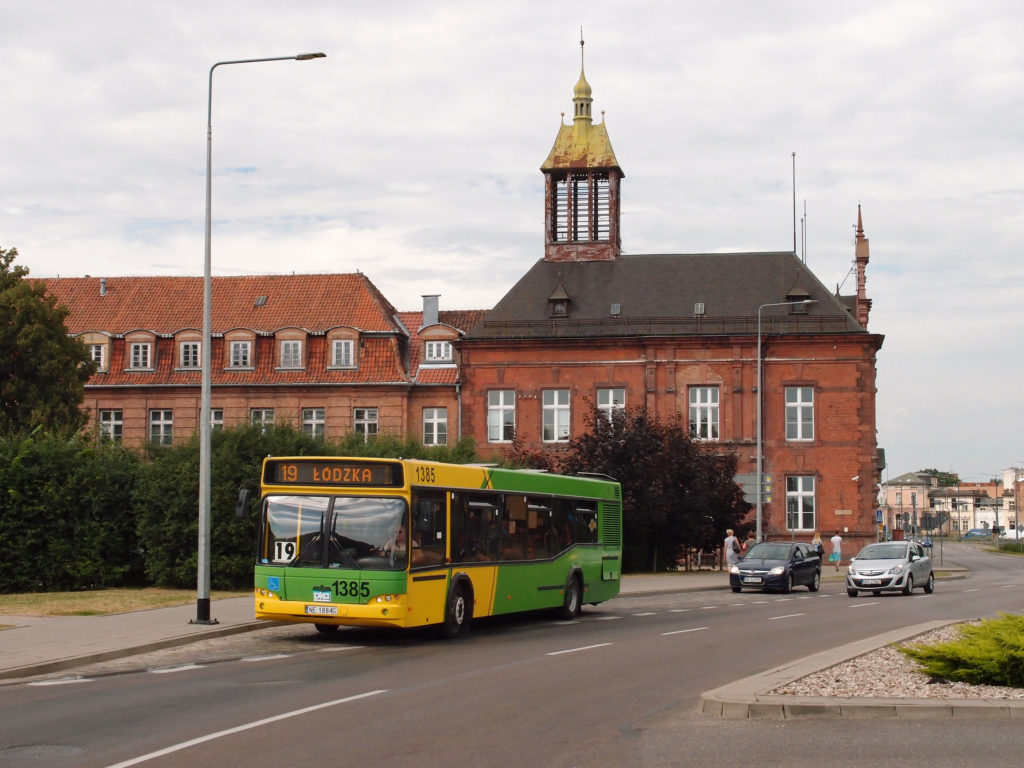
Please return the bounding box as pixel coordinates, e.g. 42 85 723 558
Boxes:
442 582 471 639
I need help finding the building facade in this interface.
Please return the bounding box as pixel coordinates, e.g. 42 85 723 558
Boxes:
41 274 485 448
459 56 885 550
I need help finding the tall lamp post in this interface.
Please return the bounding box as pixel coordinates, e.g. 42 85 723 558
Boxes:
196 52 325 625
756 299 816 543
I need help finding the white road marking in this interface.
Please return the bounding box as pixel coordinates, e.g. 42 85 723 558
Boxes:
661 626 708 636
27 677 91 686
632 611 657 616
769 613 805 620
596 615 622 621
318 645 365 652
668 608 690 613
148 664 204 674
241 654 291 662
103 689 386 768
849 601 878 608
546 643 613 656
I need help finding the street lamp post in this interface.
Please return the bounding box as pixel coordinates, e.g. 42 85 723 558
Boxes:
755 299 816 543
196 52 325 625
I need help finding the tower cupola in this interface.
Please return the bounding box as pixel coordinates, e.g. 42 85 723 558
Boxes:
540 37 623 262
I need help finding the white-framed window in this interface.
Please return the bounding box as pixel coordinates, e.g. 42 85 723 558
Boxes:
180 341 200 369
129 342 151 369
230 341 252 368
785 386 814 441
99 409 122 442
354 407 378 442
597 388 625 420
280 340 302 368
302 407 325 439
487 390 515 443
251 408 274 433
542 389 570 442
424 341 452 362
331 339 355 367
211 409 224 431
149 409 173 445
688 386 719 440
90 344 107 371
423 407 448 445
786 475 815 531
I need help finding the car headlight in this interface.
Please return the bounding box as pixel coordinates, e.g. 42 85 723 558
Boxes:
769 566 784 575
729 565 740 574
886 564 904 575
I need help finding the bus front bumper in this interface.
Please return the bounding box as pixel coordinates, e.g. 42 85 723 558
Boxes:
254 593 409 629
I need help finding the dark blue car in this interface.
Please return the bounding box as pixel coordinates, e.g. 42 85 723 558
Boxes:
729 541 821 593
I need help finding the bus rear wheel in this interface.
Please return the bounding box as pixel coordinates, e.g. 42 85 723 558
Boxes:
557 574 582 620
441 582 471 639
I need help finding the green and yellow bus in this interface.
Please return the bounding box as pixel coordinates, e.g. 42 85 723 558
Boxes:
252 456 622 637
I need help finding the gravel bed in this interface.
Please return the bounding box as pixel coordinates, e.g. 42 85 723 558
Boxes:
770 622 1024 699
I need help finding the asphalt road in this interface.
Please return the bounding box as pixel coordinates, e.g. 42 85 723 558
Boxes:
2 543 1022 768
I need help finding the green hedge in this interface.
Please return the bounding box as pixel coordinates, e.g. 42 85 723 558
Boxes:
0 427 481 593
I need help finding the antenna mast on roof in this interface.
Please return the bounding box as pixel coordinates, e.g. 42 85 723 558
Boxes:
791 152 797 255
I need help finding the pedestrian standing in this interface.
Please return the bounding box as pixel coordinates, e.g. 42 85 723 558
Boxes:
811 531 825 561
744 532 755 553
724 528 742 568
829 530 843 571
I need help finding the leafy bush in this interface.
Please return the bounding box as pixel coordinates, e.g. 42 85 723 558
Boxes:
0 434 141 592
901 613 1024 687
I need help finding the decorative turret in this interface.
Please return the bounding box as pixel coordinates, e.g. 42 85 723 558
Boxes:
854 205 872 329
540 37 623 262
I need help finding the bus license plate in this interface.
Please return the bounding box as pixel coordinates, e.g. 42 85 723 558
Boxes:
742 576 762 584
305 605 338 616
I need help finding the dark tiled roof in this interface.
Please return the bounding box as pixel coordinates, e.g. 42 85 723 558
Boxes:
467 252 869 340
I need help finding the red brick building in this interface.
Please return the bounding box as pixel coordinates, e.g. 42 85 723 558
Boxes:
458 59 885 549
41 274 484 448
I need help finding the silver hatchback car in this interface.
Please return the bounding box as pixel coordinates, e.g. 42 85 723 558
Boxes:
846 541 934 597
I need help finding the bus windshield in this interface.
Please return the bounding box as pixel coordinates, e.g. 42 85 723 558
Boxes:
262 494 408 571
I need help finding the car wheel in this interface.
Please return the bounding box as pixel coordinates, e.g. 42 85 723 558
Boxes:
902 574 914 596
731 585 742 593
847 588 858 597
923 572 935 594
808 569 820 592
782 573 793 594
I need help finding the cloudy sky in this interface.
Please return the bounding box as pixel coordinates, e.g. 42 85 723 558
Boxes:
3 1 1022 483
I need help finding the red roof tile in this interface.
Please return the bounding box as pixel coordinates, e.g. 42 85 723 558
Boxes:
38 274 402 336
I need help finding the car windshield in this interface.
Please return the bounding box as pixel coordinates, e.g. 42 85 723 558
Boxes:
856 543 907 560
744 542 791 560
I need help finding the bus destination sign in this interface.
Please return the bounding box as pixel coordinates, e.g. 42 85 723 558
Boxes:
264 459 403 488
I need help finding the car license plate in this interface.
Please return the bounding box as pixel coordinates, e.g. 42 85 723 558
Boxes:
742 576 762 584
861 578 881 585
305 605 338 616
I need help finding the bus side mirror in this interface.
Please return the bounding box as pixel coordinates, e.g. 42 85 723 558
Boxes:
235 488 252 519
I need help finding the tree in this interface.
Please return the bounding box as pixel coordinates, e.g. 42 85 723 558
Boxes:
561 406 749 572
0 247 94 436
918 468 961 487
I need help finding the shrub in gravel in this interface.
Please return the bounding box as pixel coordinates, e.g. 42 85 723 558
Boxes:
901 613 1024 687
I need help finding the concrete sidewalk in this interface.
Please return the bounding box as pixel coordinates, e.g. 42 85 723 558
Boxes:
0 569 732 682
